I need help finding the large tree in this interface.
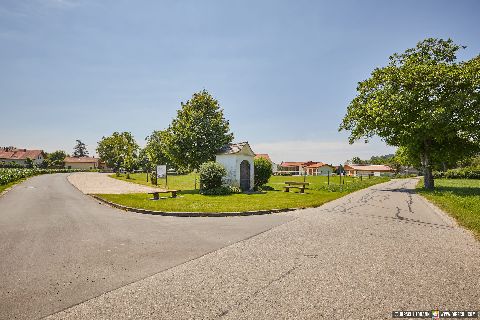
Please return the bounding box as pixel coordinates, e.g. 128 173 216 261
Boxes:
73 140 89 157
46 150 67 168
96 132 139 173
144 130 171 168
340 38 480 189
162 90 234 171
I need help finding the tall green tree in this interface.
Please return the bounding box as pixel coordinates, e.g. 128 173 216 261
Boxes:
162 90 234 171
340 38 480 189
96 132 139 174
46 150 67 168
73 140 89 157
144 130 171 168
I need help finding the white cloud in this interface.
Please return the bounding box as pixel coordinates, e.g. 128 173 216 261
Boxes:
251 140 396 165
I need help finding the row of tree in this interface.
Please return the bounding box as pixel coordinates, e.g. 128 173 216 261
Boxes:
96 90 234 175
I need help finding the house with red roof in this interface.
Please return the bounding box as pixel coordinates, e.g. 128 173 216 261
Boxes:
0 147 45 167
344 164 394 177
305 162 334 176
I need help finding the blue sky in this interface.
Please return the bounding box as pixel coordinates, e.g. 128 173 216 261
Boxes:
1 0 479 164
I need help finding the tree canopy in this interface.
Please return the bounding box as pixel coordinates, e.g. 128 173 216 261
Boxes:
73 140 89 157
96 132 139 173
340 38 480 189
46 150 67 168
161 90 234 172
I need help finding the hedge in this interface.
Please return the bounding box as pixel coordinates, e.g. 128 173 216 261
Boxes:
0 168 86 185
432 167 480 179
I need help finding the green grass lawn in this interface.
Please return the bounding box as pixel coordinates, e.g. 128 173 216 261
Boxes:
101 173 390 213
417 179 480 239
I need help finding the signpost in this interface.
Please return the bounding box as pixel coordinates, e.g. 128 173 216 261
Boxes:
156 165 167 187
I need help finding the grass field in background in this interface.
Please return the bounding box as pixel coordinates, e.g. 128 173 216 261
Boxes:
417 179 480 239
101 173 390 213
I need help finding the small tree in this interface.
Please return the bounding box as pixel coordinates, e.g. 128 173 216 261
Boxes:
254 157 273 188
73 140 89 157
162 90 234 172
144 130 171 168
199 161 226 190
340 38 480 189
96 132 139 174
47 150 67 168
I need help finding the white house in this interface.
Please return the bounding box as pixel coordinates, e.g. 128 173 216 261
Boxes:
0 147 45 166
216 142 255 191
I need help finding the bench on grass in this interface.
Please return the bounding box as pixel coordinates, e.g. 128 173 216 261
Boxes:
283 181 310 194
148 190 179 200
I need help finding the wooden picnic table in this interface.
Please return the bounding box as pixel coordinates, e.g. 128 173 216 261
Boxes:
148 190 180 200
283 181 309 193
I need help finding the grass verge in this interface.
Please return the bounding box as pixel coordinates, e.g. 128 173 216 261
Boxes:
99 174 390 213
0 178 27 194
417 179 480 239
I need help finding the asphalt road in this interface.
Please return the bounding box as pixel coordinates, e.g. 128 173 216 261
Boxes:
0 174 294 320
44 178 480 320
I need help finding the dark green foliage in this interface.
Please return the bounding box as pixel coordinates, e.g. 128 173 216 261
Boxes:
340 38 480 190
200 185 241 195
199 161 226 191
254 157 273 188
144 130 171 168
96 132 139 172
73 140 89 157
433 167 480 179
46 150 67 168
0 161 24 168
161 90 234 172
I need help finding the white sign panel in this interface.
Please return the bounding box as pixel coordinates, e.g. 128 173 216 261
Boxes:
156 165 167 178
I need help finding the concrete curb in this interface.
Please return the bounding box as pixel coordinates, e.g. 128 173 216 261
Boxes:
90 194 301 217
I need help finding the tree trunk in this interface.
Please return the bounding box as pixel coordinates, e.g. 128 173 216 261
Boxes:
421 142 434 190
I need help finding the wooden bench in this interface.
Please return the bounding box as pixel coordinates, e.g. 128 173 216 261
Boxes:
283 185 307 193
148 190 179 200
283 181 310 193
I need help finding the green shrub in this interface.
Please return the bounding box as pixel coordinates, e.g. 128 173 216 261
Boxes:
200 185 241 195
437 167 480 179
199 161 226 190
0 168 86 185
254 157 273 188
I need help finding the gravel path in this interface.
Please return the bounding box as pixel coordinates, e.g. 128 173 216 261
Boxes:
68 172 161 194
46 178 480 319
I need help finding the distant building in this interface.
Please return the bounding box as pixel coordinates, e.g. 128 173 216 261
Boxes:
64 157 100 170
344 164 394 177
305 162 334 176
0 147 45 166
254 153 278 173
216 142 255 191
279 161 333 175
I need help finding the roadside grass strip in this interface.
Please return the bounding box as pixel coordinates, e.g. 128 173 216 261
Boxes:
417 179 480 239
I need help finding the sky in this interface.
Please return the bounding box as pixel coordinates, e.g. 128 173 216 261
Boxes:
0 0 479 165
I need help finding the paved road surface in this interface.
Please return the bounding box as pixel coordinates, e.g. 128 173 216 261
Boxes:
44 178 479 320
0 174 294 320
